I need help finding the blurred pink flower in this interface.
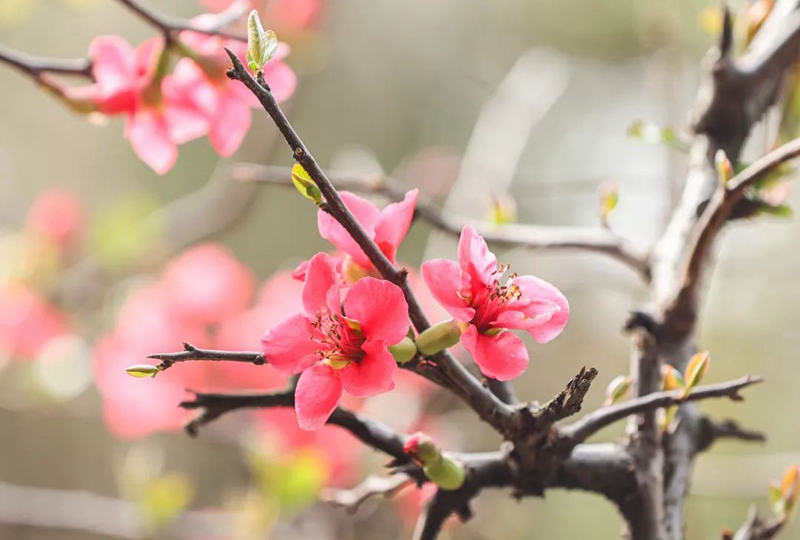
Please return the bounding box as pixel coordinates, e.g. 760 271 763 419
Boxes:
93 284 211 438
421 225 569 381
0 282 67 358
26 189 84 247
67 36 208 174
161 243 255 327
261 253 409 430
179 19 296 156
201 0 324 33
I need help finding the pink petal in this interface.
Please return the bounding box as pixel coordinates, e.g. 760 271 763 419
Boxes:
133 38 164 79
317 192 381 268
374 189 418 262
125 110 177 174
420 259 476 322
302 253 339 316
509 275 570 343
343 278 409 344
460 325 528 381
340 340 396 398
263 59 297 103
89 36 136 91
261 313 319 374
209 94 252 156
295 364 343 430
458 224 498 289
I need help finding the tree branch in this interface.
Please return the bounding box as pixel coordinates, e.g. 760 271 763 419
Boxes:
114 0 246 41
728 507 786 540
147 342 265 371
320 474 413 514
0 46 91 79
223 50 515 437
561 375 763 446
231 163 651 280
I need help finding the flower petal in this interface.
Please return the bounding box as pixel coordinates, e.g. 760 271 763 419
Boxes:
510 275 570 343
317 192 380 268
344 277 409 344
340 340 396 397
374 189 418 262
421 259 475 321
458 224 497 289
295 364 343 430
460 325 528 381
260 313 319 374
125 110 177 174
302 253 339 316
208 93 252 157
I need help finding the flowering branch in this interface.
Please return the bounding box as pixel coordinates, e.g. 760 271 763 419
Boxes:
560 375 763 446
223 49 516 435
230 162 651 280
147 342 265 371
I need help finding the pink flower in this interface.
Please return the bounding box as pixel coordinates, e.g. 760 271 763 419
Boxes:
0 282 67 358
421 225 569 381
161 243 255 326
310 190 418 282
26 189 83 247
261 252 409 430
179 19 296 156
68 36 208 174
201 0 324 33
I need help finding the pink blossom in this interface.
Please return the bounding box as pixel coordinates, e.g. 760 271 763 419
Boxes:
179 19 296 156
309 190 418 282
26 189 84 247
421 225 569 381
201 0 324 33
0 282 67 358
161 243 255 327
261 252 409 430
68 36 208 174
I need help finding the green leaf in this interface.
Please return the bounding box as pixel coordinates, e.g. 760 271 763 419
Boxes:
140 472 193 530
88 192 162 270
684 351 710 394
125 364 160 379
291 163 323 205
661 364 685 391
598 182 619 227
759 203 793 218
627 119 689 153
246 11 279 73
604 375 633 406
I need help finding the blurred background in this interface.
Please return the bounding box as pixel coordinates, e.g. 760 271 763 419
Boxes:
1 0 798 538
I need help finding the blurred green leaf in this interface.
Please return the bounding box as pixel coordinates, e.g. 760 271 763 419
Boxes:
140 472 193 530
684 351 710 395
249 448 327 513
88 193 162 270
291 163 323 204
628 120 689 153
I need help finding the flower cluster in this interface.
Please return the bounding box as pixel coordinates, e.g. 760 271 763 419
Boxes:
62 25 295 174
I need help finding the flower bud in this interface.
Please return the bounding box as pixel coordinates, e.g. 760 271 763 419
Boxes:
389 336 417 364
604 375 633 406
403 432 465 491
415 319 462 356
715 149 734 186
126 364 161 378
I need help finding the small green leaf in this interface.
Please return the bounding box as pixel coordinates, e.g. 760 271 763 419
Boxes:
604 375 633 406
781 465 799 518
759 203 793 218
661 364 685 391
715 149 734 185
291 163 323 205
627 119 689 152
246 11 279 73
598 182 619 227
684 351 710 394
140 472 193 530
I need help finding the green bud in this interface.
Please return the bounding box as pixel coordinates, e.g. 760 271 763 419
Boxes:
604 375 633 406
684 351 710 395
246 10 278 73
403 432 465 491
415 319 462 356
389 336 417 364
291 163 323 205
126 364 161 378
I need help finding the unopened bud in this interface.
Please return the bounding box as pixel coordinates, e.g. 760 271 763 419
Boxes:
415 319 462 356
715 149 734 186
389 336 417 364
604 375 633 406
126 364 161 378
661 364 685 392
403 432 465 491
684 351 710 395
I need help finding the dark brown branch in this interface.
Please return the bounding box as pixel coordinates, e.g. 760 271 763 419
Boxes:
223 50 515 437
231 163 651 280
486 378 519 406
179 390 411 462
561 375 763 446
147 342 265 370
695 417 767 452
115 0 245 41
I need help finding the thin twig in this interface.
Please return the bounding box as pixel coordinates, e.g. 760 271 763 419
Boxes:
115 0 246 41
147 342 265 370
320 474 413 514
0 46 91 79
231 163 651 280
561 375 763 446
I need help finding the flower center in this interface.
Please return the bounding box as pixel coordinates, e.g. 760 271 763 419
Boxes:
310 309 366 369
470 263 521 332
